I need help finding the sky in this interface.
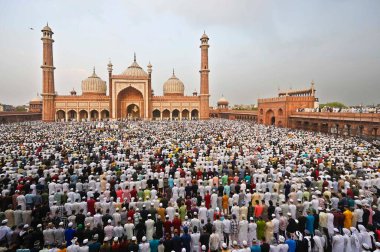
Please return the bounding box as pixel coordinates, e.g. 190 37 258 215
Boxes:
0 0 379 106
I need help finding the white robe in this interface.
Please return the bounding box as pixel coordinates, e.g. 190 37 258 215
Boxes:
248 222 257 246
350 233 360 252
238 220 248 246
145 219 155 241
343 234 353 252
313 236 324 252
332 234 344 252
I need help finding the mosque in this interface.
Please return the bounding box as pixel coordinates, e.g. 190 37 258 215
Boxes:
38 24 211 122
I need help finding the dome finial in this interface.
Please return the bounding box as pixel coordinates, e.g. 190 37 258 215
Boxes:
93 66 96 74
173 68 175 76
134 52 136 62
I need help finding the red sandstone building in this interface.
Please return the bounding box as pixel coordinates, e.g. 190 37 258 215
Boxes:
24 24 378 139
39 25 211 122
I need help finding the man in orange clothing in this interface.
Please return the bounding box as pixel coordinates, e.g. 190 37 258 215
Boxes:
343 206 353 228
222 193 229 214
254 200 264 218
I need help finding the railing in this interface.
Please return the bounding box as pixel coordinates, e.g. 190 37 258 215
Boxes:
290 111 380 123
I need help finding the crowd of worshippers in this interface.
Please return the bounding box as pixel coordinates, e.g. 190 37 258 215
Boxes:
0 119 379 252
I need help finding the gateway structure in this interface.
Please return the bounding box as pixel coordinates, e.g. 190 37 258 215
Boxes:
40 25 210 121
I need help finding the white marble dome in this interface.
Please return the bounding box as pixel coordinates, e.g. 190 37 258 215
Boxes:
30 94 42 102
121 56 148 78
163 71 185 96
217 96 229 106
81 68 107 95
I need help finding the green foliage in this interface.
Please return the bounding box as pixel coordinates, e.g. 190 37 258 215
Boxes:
15 106 27 112
319 102 347 109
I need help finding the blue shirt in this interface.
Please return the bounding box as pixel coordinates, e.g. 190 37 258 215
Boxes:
149 239 159 252
306 214 315 234
250 245 261 252
65 228 75 246
180 233 191 251
285 239 296 252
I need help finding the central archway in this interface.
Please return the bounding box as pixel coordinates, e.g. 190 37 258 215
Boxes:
265 109 275 125
117 86 144 119
126 104 140 119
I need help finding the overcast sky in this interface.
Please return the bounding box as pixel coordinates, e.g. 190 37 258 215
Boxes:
0 0 379 106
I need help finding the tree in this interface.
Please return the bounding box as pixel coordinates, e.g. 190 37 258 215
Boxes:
319 102 347 109
15 105 27 112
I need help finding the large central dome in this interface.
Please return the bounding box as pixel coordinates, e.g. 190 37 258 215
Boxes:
81 68 107 95
120 54 148 78
163 70 185 96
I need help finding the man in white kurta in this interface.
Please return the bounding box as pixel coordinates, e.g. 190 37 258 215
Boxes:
238 217 248 246
145 217 155 241
331 228 345 252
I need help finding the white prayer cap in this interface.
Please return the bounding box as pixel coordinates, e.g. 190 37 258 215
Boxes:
132 236 137 241
83 239 88 244
279 235 285 243
113 237 118 242
142 236 146 241
68 222 73 227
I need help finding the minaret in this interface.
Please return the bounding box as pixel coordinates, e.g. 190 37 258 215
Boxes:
107 60 113 116
41 23 56 122
199 31 210 119
147 62 153 120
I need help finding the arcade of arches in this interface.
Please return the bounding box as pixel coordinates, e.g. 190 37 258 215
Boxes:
152 108 199 120
55 109 110 122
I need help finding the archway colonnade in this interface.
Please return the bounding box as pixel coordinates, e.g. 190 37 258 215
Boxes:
290 119 378 138
152 109 199 121
56 109 110 122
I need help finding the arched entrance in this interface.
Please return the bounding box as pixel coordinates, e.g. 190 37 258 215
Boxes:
67 110 77 121
172 109 180 120
117 86 144 119
126 104 140 119
79 110 88 121
90 110 99 121
56 110 65 121
162 109 170 120
182 109 189 120
191 109 199 120
152 109 161 120
100 110 110 120
265 110 275 125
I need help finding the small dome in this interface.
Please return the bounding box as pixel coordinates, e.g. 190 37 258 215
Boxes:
30 94 42 102
42 24 52 33
120 54 148 77
81 68 107 95
217 96 229 105
201 32 209 40
163 70 185 96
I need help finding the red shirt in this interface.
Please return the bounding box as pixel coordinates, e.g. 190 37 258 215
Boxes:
87 198 96 215
127 210 135 222
164 220 172 234
172 217 182 232
205 194 211 209
130 189 137 200
116 189 123 202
